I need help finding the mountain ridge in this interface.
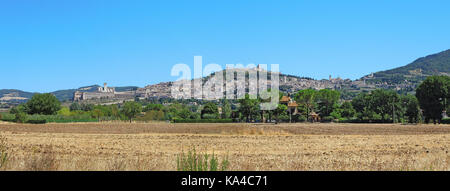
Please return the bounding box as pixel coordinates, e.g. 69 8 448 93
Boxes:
364 49 450 84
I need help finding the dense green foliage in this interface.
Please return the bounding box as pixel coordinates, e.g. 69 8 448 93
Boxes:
201 102 219 119
315 89 340 117
350 89 420 123
294 89 317 119
221 99 232 119
403 95 421 123
416 75 449 124
25 93 61 115
238 94 260 122
122 101 142 122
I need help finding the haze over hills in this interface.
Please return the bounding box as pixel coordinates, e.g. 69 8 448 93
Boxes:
1 49 449 105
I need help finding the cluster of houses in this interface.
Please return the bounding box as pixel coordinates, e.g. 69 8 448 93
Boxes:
279 95 320 122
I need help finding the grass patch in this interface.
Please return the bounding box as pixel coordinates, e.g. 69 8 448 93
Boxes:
177 148 229 171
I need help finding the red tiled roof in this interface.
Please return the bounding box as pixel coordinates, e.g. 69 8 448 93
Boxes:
280 96 290 102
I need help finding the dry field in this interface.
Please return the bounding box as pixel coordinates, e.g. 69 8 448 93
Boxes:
0 122 449 171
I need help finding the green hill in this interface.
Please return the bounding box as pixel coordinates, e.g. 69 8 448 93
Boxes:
366 49 450 84
0 89 35 99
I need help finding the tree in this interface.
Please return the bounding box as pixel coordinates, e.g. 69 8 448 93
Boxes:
370 89 399 122
15 112 27 123
351 89 402 122
143 104 164 112
295 89 316 121
122 101 142 123
178 108 192 119
238 94 260 122
315 89 340 117
69 102 82 111
201 102 219 119
10 104 27 115
416 76 449 124
110 104 121 120
80 103 94 112
273 104 288 124
351 92 378 121
402 95 420 123
221 99 232 119
339 102 356 119
92 109 104 122
25 93 61 115
258 89 282 123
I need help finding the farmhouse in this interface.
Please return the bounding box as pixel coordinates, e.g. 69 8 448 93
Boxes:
280 95 299 115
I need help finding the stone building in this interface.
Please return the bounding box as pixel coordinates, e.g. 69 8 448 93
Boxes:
73 83 135 101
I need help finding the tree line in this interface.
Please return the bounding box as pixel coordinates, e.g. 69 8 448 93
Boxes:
1 75 448 124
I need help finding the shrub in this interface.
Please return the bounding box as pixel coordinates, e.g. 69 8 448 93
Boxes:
137 110 165 121
278 113 290 122
27 119 47 124
330 111 341 119
57 107 71 116
442 118 450 124
295 115 307 122
176 148 229 171
321 116 334 123
15 112 27 123
0 113 15 122
202 114 218 119
25 114 97 123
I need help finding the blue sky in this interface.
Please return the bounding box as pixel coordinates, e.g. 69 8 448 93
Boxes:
1 0 449 92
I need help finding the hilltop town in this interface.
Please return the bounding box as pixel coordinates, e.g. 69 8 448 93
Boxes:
68 71 407 103
1 49 449 107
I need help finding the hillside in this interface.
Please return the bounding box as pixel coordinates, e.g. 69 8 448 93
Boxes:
0 85 139 103
54 85 138 101
365 49 450 85
1 49 449 105
0 89 35 99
